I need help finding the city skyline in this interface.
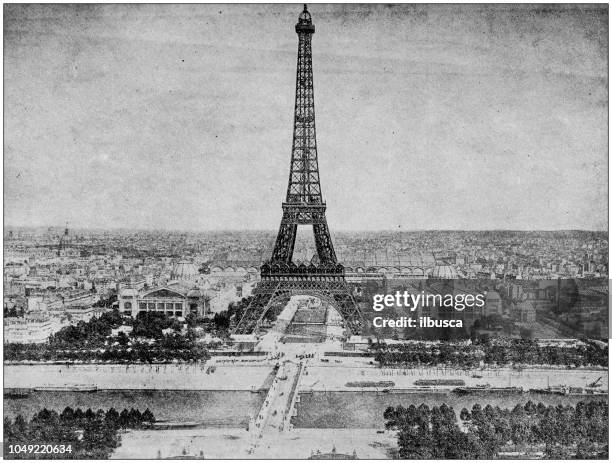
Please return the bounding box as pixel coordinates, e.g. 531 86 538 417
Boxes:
4 4 608 231
4 225 611 234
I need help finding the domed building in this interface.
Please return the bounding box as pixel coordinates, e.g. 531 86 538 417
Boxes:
429 252 461 279
429 264 460 279
171 261 199 282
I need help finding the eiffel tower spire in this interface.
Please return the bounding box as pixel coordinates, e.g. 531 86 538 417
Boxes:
270 5 336 265
287 4 320 204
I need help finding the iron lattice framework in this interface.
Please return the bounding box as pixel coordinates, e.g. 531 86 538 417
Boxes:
234 6 363 335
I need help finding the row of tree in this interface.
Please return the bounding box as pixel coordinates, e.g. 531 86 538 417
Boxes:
49 310 184 347
384 400 608 459
4 407 155 459
4 341 209 363
372 339 607 367
5 310 210 363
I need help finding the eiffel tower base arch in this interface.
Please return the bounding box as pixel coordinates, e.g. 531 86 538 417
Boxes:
234 279 363 335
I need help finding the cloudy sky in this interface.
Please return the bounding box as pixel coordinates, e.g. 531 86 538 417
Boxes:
4 4 608 231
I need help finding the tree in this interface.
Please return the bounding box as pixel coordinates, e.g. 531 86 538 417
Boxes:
133 312 169 339
128 408 142 428
105 408 120 429
119 409 130 429
61 406 76 423
142 409 155 424
523 400 536 415
117 331 129 346
74 408 85 421
13 415 28 440
213 312 231 331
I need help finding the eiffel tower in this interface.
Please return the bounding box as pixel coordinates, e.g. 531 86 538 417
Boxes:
234 5 364 335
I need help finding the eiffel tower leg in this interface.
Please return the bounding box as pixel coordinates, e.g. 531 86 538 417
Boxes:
235 285 294 335
271 215 297 263
313 218 337 264
234 291 274 334
332 290 363 334
252 290 291 331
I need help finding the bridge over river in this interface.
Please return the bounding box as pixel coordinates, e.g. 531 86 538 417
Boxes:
248 360 304 455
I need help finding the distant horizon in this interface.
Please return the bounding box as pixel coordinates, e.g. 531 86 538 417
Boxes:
4 224 608 234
